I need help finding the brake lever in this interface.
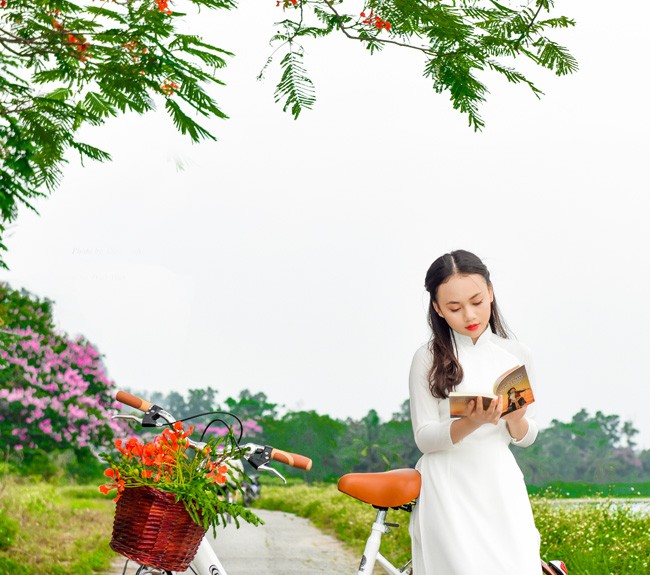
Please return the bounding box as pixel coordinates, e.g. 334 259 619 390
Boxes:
257 464 286 484
112 407 175 428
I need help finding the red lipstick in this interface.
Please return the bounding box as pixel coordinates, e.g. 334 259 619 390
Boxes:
466 324 480 331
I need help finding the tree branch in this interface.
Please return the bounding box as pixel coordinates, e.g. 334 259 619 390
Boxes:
0 39 25 57
513 2 544 48
0 28 66 58
322 0 436 56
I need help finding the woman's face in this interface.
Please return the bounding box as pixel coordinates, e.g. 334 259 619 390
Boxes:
432 273 494 342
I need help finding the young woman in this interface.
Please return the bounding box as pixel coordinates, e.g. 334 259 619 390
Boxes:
409 249 540 574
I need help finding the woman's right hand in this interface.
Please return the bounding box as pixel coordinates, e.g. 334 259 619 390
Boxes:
464 395 503 426
450 395 503 444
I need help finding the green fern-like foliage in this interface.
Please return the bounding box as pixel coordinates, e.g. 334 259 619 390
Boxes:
0 0 234 269
265 0 575 130
275 50 317 119
0 0 576 269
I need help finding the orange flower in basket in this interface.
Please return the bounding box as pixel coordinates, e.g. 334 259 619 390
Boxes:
115 437 144 458
206 461 229 485
159 421 194 452
99 467 126 501
143 441 174 467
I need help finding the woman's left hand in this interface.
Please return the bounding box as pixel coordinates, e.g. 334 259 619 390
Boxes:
502 404 527 423
502 405 528 441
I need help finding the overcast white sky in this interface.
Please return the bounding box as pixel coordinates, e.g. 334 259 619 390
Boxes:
2 0 650 450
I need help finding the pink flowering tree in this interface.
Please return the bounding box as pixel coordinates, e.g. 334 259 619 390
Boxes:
0 283 125 474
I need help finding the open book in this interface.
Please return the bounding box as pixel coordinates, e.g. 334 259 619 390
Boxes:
449 365 534 418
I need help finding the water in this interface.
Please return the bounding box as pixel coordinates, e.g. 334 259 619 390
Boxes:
548 498 650 515
624 499 650 514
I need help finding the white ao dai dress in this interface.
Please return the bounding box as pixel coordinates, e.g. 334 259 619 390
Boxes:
409 329 541 575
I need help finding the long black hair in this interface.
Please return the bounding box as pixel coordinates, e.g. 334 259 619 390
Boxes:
424 250 509 398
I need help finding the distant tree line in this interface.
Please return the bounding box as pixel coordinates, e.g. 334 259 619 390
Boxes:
142 388 650 485
513 409 650 485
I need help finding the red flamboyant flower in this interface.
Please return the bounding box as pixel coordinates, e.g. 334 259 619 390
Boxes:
155 0 172 15
360 9 391 31
99 468 126 502
58 30 92 61
276 0 298 9
206 461 229 485
142 442 159 466
160 81 180 97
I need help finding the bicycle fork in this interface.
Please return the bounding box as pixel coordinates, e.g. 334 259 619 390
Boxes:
356 509 412 575
190 537 229 575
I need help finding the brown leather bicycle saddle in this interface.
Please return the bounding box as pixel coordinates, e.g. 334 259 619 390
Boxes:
337 468 421 508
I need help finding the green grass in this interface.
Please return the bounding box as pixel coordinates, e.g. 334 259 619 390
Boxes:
532 497 650 575
0 477 118 575
255 482 650 575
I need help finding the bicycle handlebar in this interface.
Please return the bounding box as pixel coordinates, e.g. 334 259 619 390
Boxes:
116 390 154 413
114 390 313 471
271 448 312 471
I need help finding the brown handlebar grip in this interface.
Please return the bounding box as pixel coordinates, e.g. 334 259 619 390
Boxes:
115 391 154 413
270 449 312 471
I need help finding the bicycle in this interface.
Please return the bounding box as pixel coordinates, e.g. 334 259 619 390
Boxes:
111 391 568 575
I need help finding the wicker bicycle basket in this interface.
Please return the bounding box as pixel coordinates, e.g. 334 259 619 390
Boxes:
110 485 207 571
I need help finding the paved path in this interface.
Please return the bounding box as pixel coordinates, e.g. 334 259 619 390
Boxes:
108 509 360 575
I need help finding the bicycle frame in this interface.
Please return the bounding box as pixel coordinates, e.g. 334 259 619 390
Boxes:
355 508 412 575
188 538 228 575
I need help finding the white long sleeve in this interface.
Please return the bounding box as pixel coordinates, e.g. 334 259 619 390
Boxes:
408 345 456 453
